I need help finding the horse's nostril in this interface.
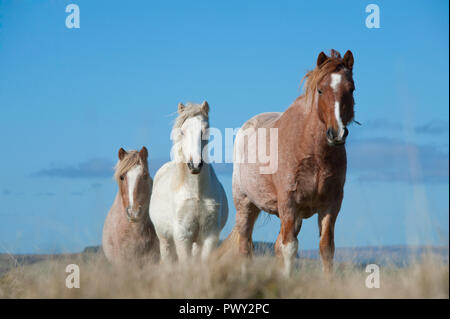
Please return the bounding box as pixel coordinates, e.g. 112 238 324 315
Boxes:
343 127 349 138
187 160 202 174
326 128 336 140
126 207 141 220
188 160 203 170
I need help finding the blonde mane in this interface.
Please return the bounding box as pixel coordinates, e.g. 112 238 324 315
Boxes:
301 49 347 104
114 151 145 182
173 103 209 130
171 103 209 161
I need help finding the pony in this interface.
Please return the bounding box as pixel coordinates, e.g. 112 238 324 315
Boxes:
149 101 228 262
102 146 160 266
219 50 355 275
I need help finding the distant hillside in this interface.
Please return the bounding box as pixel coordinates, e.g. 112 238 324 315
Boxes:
0 253 79 275
254 242 449 267
83 242 449 267
301 245 449 267
1 242 447 276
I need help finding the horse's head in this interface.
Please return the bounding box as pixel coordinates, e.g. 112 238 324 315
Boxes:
115 146 151 222
306 50 355 146
172 101 209 174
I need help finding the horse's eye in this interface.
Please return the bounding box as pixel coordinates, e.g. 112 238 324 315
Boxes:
317 89 323 95
143 173 148 180
120 176 124 181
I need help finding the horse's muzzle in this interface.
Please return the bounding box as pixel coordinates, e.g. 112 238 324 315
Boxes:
327 127 348 146
187 160 203 174
126 207 143 223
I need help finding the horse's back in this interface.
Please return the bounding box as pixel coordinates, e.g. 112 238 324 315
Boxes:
152 161 176 188
241 112 283 131
234 112 283 164
233 112 282 213
150 161 181 208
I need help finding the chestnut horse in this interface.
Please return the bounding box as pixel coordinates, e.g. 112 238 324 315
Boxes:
102 147 159 266
220 50 355 275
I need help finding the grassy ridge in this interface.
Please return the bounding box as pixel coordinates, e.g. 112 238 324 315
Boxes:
0 251 448 298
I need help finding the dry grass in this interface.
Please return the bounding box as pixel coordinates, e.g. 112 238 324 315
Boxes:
0 252 447 299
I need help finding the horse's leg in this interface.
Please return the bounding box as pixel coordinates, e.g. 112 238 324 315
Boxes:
174 240 192 261
318 211 338 274
294 218 303 237
275 217 302 256
235 195 261 257
275 202 299 276
200 235 219 261
169 238 178 261
192 242 201 259
159 236 173 263
174 224 194 262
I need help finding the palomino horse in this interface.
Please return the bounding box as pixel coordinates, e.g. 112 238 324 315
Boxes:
220 50 355 275
149 101 228 262
102 147 159 266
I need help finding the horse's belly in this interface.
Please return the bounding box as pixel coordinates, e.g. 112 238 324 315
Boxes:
247 186 278 213
236 164 278 213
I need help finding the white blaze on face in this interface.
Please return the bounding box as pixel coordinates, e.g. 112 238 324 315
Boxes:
182 116 204 165
126 165 142 209
330 73 342 92
330 73 345 139
334 101 345 139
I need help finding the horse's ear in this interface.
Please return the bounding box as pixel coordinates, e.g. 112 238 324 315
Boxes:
317 51 328 68
343 50 354 70
118 148 127 160
201 101 209 114
178 103 185 113
139 146 148 160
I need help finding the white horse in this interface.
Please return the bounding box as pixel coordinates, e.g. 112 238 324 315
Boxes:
149 101 228 262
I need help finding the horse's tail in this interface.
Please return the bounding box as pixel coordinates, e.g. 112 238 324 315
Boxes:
216 228 241 259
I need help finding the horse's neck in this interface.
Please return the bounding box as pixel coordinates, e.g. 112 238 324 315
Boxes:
279 97 335 157
177 162 211 193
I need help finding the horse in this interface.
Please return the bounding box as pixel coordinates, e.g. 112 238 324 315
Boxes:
102 146 160 267
149 101 228 262
219 50 355 275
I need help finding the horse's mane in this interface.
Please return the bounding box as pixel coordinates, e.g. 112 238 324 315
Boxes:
301 49 348 104
173 103 209 130
171 102 209 162
171 103 209 189
114 151 145 182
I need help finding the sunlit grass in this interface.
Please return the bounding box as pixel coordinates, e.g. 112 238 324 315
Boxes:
0 251 447 298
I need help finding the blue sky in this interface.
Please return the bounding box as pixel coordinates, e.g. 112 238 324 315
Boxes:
0 0 448 254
